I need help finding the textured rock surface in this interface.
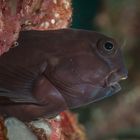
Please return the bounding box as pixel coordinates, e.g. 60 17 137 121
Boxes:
0 0 72 55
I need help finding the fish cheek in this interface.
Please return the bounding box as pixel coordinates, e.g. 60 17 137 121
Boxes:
74 55 110 84
51 58 82 84
93 60 110 82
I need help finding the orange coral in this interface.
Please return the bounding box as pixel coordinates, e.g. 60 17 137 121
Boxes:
0 117 6 140
27 111 87 140
60 111 86 140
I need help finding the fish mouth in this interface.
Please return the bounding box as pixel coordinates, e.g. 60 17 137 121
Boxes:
81 82 121 105
103 82 121 98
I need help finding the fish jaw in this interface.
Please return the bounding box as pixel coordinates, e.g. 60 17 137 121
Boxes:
59 82 122 109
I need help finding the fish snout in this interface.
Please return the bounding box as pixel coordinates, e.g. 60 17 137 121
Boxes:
116 67 128 80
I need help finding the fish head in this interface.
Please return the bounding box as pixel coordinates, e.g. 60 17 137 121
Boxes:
46 29 128 108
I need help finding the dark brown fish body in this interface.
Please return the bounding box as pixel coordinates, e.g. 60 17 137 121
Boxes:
0 29 127 121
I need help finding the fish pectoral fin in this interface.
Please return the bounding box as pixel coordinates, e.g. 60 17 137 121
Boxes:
0 64 42 104
0 88 38 104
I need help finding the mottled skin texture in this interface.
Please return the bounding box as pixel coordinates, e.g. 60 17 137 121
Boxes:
0 29 127 121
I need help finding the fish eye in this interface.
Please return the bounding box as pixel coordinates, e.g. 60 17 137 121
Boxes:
103 41 114 51
97 39 117 56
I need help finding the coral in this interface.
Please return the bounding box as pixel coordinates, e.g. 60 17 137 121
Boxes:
28 111 86 140
0 117 6 140
0 0 20 55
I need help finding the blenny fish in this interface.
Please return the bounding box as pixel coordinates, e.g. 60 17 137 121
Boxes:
0 29 128 121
